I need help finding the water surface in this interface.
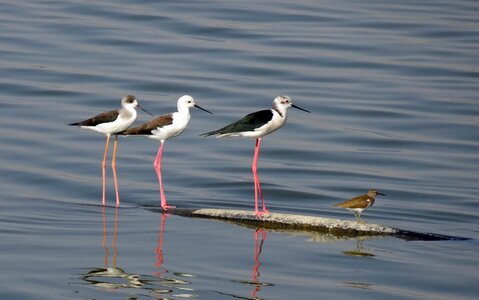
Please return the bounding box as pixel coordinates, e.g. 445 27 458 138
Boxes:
1 0 478 299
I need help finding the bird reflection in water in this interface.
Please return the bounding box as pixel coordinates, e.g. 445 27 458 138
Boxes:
342 238 375 258
250 229 269 299
81 209 196 298
82 207 143 290
150 212 198 298
224 228 274 300
154 212 168 276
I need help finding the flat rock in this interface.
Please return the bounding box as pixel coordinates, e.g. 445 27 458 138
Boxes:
171 208 397 236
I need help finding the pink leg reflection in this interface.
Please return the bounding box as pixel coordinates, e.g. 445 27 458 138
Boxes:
154 213 168 275
251 229 268 299
102 206 109 267
101 206 119 268
252 138 269 218
112 207 119 268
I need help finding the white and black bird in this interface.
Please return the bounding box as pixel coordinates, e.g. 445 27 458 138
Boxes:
202 95 310 218
121 95 212 211
69 95 153 206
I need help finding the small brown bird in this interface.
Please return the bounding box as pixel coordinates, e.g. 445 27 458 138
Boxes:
334 190 385 223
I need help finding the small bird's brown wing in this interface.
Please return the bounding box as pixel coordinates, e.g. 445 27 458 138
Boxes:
122 114 174 135
69 109 120 126
334 195 372 208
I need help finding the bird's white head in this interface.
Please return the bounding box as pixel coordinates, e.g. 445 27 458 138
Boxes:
121 95 138 108
177 95 196 110
273 95 293 110
177 95 212 114
272 95 310 115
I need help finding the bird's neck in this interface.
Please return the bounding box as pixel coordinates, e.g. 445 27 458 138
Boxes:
121 105 137 119
177 105 190 118
272 103 287 118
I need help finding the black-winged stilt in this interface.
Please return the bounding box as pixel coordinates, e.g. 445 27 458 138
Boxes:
121 95 212 211
202 95 310 218
69 95 153 206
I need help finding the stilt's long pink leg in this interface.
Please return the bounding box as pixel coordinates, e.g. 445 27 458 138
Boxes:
101 134 111 206
111 135 120 207
252 139 260 216
252 138 269 218
153 141 175 211
255 170 267 213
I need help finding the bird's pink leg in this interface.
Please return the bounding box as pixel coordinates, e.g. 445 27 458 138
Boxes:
252 138 269 218
256 172 267 214
111 135 120 207
153 141 175 211
101 134 111 206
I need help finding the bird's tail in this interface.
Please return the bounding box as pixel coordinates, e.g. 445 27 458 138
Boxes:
200 129 220 137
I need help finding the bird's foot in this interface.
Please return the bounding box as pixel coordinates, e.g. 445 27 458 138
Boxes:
255 210 270 219
161 205 176 212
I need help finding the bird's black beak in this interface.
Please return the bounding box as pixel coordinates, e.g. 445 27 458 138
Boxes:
195 104 213 114
377 192 386 196
292 104 311 113
138 105 154 116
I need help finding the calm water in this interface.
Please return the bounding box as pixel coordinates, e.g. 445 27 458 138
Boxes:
1 0 479 299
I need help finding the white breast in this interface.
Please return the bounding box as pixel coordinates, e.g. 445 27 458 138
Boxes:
239 110 286 138
149 112 190 141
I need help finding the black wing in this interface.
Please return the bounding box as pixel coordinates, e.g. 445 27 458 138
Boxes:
69 109 119 126
201 109 273 136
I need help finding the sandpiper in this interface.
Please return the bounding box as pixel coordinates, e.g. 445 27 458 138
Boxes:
69 95 153 206
334 189 385 223
202 95 310 218
121 95 212 211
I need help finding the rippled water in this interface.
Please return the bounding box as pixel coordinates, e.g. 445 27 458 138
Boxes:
1 0 478 299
